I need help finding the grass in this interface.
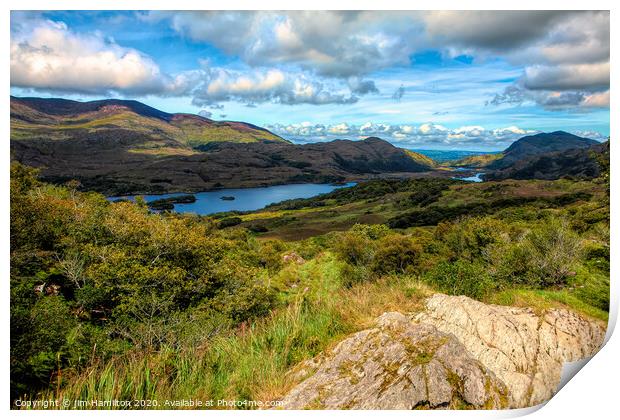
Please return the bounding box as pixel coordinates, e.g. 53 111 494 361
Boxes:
11 106 285 149
241 179 606 242
450 153 503 168
486 289 608 323
31 253 436 409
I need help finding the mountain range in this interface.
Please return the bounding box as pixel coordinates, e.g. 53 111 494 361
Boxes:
10 96 435 194
10 96 608 194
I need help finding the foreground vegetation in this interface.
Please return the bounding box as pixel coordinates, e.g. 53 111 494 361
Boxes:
10 161 609 408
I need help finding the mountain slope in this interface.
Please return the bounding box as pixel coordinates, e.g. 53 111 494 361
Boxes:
12 136 436 195
489 131 598 170
11 96 287 148
10 96 436 194
449 153 502 168
450 131 599 171
485 141 609 181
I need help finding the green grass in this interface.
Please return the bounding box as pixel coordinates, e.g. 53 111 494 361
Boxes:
487 288 608 323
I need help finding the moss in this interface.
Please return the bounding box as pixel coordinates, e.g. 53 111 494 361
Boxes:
338 360 362 385
378 361 404 395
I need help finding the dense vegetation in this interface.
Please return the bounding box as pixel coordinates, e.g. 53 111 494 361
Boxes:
10 161 609 408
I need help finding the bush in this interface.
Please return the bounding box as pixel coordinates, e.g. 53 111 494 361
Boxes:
218 217 242 228
525 221 582 286
434 217 507 262
488 219 582 287
371 234 422 275
425 260 494 299
339 262 374 287
332 231 374 266
349 223 390 240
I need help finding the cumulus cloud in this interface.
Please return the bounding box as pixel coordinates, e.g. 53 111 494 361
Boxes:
424 11 572 51
489 84 609 110
10 11 609 113
9 17 360 107
147 11 421 78
198 110 212 118
347 77 379 95
265 121 566 149
582 90 610 108
483 11 609 111
522 62 609 91
152 10 609 112
188 68 358 106
10 19 176 95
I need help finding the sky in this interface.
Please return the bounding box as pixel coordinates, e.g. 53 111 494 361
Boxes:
10 10 610 151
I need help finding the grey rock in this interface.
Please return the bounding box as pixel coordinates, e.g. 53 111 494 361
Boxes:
280 312 508 409
415 294 606 408
280 294 605 410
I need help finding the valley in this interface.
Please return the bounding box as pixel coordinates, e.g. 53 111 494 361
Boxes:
9 96 610 409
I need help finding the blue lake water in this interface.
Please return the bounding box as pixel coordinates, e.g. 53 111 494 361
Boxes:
458 173 485 182
451 169 485 182
108 182 356 215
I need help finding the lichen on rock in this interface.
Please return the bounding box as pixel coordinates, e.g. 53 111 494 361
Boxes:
279 294 606 410
280 312 508 409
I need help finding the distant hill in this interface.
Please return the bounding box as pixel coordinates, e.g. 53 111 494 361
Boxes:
10 97 436 194
484 141 609 181
449 131 601 180
489 131 599 170
11 96 287 147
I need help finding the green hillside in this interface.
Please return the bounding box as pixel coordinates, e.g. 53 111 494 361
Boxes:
10 96 287 150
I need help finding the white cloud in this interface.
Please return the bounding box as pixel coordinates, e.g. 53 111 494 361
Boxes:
189 68 358 106
10 19 175 95
424 11 571 51
582 90 610 108
266 122 569 149
148 11 421 78
10 11 609 113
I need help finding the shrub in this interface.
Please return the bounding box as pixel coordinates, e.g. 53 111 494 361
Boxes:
371 234 422 275
339 262 374 287
218 217 242 228
425 260 494 299
488 219 582 287
434 217 507 262
332 231 374 266
349 223 390 240
525 221 582 286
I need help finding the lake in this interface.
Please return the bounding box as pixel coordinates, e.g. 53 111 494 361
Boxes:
108 182 356 215
457 172 485 182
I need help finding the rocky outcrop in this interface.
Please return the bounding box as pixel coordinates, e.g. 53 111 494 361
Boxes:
281 312 509 409
280 294 606 409
416 294 605 408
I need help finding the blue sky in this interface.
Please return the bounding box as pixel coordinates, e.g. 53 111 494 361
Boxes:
10 11 610 151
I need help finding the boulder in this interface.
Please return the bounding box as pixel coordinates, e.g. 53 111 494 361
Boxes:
280 294 606 409
415 294 606 407
280 312 509 409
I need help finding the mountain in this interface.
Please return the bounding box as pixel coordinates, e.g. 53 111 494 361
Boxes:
484 141 609 181
11 96 287 147
488 131 599 170
444 130 607 182
10 97 436 195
